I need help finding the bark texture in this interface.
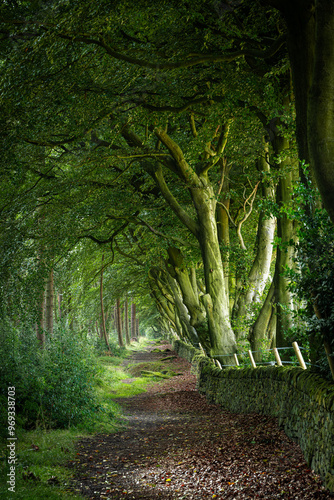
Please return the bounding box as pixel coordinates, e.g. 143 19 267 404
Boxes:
232 146 276 341
124 298 130 345
100 254 110 350
272 132 298 347
45 270 54 335
269 0 334 223
248 280 276 360
308 1 334 222
116 298 124 347
154 127 237 361
131 302 136 339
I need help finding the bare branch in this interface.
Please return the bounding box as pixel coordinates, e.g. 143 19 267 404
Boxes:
153 165 200 237
237 181 260 250
155 128 200 186
114 239 144 266
217 201 237 228
134 216 194 247
197 121 232 176
189 113 198 138
54 32 286 70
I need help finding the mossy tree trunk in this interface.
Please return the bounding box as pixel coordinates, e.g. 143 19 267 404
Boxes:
154 127 237 362
122 123 237 362
100 254 110 350
166 246 206 344
191 180 236 359
266 0 334 223
248 280 276 360
116 298 124 347
45 270 54 336
124 297 130 345
149 274 179 334
272 131 298 347
165 271 200 345
232 144 276 341
149 266 197 344
216 158 231 305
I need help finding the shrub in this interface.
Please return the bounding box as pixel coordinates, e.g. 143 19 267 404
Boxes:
0 320 99 433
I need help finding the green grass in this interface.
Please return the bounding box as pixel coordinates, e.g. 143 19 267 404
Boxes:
96 356 157 399
0 337 167 499
0 429 86 500
127 360 177 377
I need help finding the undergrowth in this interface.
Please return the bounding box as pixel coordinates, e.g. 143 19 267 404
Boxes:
0 335 163 499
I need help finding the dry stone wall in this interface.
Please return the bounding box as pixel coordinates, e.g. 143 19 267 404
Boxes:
172 339 334 492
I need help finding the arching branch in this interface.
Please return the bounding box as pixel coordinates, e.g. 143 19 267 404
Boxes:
54 32 286 70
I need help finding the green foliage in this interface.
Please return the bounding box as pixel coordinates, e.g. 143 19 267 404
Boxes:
94 337 126 358
96 360 154 400
0 321 99 432
41 327 98 427
286 168 334 379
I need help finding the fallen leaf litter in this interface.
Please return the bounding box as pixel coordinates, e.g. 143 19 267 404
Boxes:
67 343 334 499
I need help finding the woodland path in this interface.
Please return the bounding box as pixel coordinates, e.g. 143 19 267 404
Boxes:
69 342 333 500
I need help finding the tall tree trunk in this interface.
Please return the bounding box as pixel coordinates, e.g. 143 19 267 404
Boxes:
268 1 334 223
275 0 315 168
308 1 334 223
154 126 237 361
191 181 237 360
100 254 110 350
36 289 45 347
272 132 298 347
58 293 62 321
131 302 136 339
248 280 276 360
45 270 54 335
124 297 130 345
166 272 200 345
123 123 237 362
116 298 124 347
166 247 206 343
217 158 231 305
232 144 276 340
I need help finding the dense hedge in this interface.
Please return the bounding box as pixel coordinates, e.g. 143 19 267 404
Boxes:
0 321 99 432
172 339 334 492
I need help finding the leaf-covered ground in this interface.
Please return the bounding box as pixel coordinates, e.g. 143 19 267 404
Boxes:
68 344 334 499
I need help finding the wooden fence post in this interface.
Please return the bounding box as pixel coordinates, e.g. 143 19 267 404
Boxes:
292 341 307 369
248 350 256 368
216 359 223 370
199 343 206 356
234 353 240 366
273 347 283 366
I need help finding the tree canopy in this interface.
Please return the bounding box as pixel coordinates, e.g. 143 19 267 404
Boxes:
0 0 334 378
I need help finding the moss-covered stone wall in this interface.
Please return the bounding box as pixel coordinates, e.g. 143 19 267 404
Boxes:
172 339 334 492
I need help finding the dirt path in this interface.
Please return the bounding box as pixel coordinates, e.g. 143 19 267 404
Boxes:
69 343 333 499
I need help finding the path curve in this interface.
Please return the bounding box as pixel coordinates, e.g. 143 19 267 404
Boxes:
69 343 333 499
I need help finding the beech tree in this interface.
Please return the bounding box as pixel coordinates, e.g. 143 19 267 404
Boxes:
0 0 333 372
0 0 283 355
263 0 334 223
